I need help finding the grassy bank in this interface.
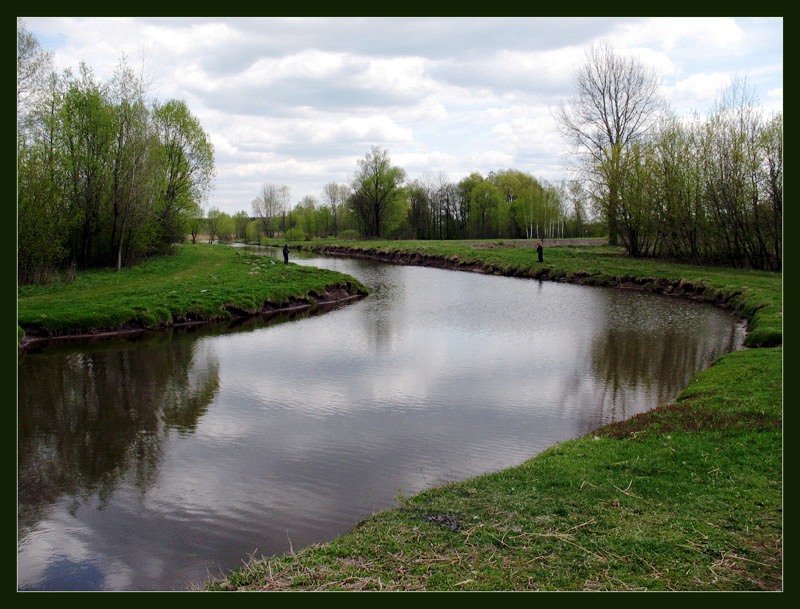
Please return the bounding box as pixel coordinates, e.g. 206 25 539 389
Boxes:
207 238 782 591
17 243 368 348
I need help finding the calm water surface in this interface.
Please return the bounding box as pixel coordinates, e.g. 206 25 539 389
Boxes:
17 249 745 591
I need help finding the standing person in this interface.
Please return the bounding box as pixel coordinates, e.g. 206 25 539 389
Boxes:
283 244 289 264
536 241 543 263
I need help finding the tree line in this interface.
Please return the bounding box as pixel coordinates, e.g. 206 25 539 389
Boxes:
610 100 782 270
17 20 215 284
558 41 781 271
239 148 591 246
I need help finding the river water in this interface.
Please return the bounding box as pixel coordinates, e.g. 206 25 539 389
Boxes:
17 248 745 591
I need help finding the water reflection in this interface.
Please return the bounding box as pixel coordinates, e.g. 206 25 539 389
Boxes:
18 251 745 590
587 292 745 424
18 337 220 536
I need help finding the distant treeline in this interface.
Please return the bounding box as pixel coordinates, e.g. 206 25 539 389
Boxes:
240 161 599 248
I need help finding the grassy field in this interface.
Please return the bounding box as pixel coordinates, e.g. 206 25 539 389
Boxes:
17 243 368 347
204 238 782 591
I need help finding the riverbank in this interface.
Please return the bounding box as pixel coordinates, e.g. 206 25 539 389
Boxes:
17 243 368 351
206 238 782 591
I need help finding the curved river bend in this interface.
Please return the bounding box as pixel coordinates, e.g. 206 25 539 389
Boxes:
17 249 745 591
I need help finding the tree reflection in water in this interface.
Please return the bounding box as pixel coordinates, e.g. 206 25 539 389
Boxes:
18 334 220 534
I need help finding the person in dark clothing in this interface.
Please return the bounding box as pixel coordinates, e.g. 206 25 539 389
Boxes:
283 244 289 264
536 241 543 263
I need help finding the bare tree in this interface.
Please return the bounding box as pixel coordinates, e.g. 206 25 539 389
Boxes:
557 40 664 245
252 183 290 238
17 18 53 116
323 182 350 237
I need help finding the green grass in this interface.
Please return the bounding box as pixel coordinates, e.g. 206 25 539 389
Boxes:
206 238 782 591
17 243 367 342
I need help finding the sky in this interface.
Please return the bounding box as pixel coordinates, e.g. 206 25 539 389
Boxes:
21 16 784 217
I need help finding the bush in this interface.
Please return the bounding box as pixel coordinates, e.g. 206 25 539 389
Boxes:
338 229 360 241
285 227 306 241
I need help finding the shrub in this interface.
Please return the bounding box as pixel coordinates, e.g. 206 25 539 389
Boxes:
285 227 306 241
338 229 360 241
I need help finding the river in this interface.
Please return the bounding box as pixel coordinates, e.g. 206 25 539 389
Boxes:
17 248 745 590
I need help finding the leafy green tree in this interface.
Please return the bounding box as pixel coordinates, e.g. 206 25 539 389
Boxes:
314 205 333 238
759 113 782 268
649 114 705 261
151 99 215 251
17 70 68 283
108 56 156 270
456 172 484 236
59 63 116 267
322 182 350 237
233 210 250 240
615 142 659 257
468 180 502 238
245 219 262 245
206 207 221 243
217 211 235 242
541 181 567 241
698 80 781 270
297 195 318 239
350 146 406 238
490 169 547 239
17 24 218 282
188 215 203 244
405 179 432 239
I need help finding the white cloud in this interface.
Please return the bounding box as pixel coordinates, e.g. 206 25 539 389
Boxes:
469 150 515 168
667 72 734 116
145 20 243 57
21 16 782 215
615 16 744 52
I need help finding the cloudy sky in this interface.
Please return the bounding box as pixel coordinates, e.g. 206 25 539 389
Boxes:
22 16 783 217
